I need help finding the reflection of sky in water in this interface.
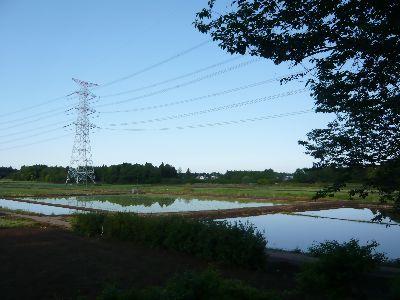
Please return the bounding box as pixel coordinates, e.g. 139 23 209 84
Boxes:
294 208 395 223
20 197 276 213
223 210 400 260
0 199 82 215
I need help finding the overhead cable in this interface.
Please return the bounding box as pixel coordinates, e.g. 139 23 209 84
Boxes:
0 126 66 145
95 58 261 108
99 73 302 114
95 40 212 89
99 56 241 98
0 134 71 152
0 40 211 118
0 94 74 119
108 89 307 126
0 104 74 126
0 119 74 139
98 109 314 132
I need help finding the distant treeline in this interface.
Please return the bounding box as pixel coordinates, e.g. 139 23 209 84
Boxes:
0 163 378 185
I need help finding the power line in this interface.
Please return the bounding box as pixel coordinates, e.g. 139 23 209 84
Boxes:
98 109 314 132
0 58 244 126
0 40 211 118
95 58 261 108
0 72 303 135
0 109 314 152
99 73 301 114
0 93 99 130
0 126 66 145
0 134 70 152
0 72 297 133
99 56 241 98
0 120 71 139
0 109 70 131
0 104 73 126
0 54 255 126
0 94 74 120
0 59 259 130
95 40 212 89
108 89 307 126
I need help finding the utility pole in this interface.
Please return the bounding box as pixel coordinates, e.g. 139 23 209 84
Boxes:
66 78 98 185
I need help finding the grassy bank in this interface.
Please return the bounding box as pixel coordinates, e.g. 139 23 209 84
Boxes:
0 215 37 228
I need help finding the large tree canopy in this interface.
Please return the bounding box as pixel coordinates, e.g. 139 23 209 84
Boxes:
195 0 400 203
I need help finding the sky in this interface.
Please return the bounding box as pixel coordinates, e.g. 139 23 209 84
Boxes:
0 0 333 173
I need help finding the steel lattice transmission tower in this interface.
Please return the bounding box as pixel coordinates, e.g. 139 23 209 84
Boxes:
66 78 98 184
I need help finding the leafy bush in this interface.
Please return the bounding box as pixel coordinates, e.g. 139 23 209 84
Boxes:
98 269 279 300
296 239 386 299
72 213 267 269
72 213 105 236
389 276 400 300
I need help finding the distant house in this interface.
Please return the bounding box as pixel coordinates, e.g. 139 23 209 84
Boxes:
283 175 293 181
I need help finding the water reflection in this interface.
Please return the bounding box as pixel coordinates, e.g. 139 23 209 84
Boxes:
0 199 82 215
223 208 400 260
21 195 277 213
294 207 399 226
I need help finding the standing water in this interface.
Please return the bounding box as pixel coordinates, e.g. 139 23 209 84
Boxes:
222 208 400 260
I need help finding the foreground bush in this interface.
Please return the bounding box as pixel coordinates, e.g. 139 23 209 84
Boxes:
296 239 386 299
73 213 267 269
389 276 400 300
98 269 279 300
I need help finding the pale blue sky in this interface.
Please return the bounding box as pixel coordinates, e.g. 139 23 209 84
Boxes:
0 0 332 173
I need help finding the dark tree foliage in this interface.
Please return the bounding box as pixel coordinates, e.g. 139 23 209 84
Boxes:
12 165 66 183
0 167 17 179
195 0 400 203
94 163 177 184
7 163 292 185
221 169 284 184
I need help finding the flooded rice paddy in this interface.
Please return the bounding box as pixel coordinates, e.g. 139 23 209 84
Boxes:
1 196 399 259
0 198 82 215
16 195 278 213
223 208 400 259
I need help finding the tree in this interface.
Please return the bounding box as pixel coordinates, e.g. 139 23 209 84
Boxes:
0 167 17 179
195 0 400 204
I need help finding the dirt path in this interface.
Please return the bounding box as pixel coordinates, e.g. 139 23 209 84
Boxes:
9 213 71 229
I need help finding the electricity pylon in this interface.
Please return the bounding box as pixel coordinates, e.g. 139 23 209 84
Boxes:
66 78 98 184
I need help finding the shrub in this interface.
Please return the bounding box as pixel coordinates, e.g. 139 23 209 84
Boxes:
98 269 279 300
72 213 105 236
72 213 267 269
296 239 386 299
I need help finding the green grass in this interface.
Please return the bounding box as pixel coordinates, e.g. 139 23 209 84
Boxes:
0 216 37 228
0 180 132 198
138 183 380 202
0 180 382 202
